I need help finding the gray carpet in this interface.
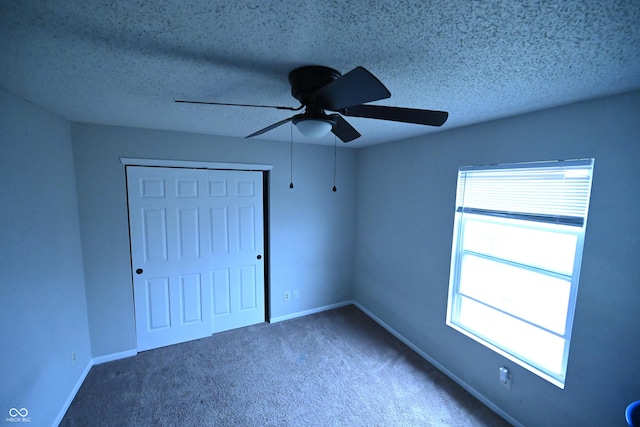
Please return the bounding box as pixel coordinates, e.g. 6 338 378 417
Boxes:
60 305 511 426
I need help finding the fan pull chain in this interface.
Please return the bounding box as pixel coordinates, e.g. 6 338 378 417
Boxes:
332 135 337 192
289 123 294 189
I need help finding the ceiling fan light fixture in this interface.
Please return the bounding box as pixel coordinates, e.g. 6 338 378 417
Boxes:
294 118 333 138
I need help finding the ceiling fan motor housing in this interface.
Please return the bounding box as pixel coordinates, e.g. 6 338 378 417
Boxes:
288 66 342 105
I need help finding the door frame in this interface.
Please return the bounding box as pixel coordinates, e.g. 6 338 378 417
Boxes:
120 158 273 172
121 157 273 340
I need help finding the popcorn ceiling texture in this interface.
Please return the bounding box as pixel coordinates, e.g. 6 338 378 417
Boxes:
1 0 639 147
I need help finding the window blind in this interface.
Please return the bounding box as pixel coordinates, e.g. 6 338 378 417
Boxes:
456 159 594 227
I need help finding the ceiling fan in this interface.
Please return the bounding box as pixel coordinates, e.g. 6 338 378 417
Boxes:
176 65 449 143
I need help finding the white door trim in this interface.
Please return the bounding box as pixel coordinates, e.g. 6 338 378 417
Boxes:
120 157 273 171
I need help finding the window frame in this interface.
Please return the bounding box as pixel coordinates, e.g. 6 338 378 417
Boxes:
446 159 594 389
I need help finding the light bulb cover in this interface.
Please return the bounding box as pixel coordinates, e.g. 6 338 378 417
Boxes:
294 118 333 138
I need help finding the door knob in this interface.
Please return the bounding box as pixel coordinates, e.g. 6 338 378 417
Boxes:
136 268 143 274
257 255 262 260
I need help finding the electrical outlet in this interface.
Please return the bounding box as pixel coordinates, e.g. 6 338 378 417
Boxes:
284 291 290 301
72 351 77 365
293 289 299 299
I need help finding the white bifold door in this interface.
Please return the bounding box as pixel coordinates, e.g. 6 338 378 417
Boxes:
126 166 265 351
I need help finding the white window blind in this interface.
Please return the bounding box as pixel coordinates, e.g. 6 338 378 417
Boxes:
456 159 594 226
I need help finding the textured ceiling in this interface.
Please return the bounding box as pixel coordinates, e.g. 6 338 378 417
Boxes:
1 0 639 148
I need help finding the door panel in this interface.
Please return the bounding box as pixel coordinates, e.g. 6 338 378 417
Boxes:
210 207 229 254
142 208 168 262
127 166 265 351
180 273 203 324
146 277 170 330
240 265 257 310
238 206 256 250
177 207 200 259
212 269 231 316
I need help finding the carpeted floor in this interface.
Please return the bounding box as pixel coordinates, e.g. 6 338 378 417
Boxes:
60 305 512 426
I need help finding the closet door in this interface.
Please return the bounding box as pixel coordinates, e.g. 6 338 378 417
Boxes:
207 169 265 333
127 166 265 351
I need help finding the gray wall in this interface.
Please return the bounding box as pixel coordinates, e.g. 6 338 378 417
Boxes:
0 88 92 425
71 124 357 357
354 90 640 426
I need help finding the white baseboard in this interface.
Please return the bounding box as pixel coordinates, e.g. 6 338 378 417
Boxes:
269 300 354 323
91 349 137 366
352 301 523 427
52 360 92 427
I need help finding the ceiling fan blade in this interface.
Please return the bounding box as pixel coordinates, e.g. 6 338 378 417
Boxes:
341 104 449 127
313 67 391 111
330 114 361 143
176 100 303 111
246 116 295 138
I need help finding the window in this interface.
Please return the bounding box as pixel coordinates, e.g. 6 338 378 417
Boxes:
446 159 594 388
